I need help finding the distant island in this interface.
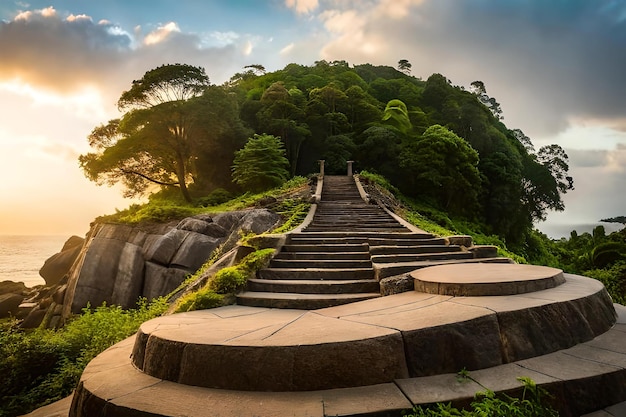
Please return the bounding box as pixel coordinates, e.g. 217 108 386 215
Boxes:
601 216 626 224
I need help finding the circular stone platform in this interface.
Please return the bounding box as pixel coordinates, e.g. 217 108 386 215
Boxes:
129 274 615 392
411 263 565 296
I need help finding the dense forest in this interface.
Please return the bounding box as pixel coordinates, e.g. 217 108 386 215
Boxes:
79 59 625 303
80 61 573 247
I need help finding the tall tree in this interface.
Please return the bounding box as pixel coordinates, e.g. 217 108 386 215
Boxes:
232 134 290 192
397 59 412 75
80 64 211 202
470 80 503 120
257 82 311 175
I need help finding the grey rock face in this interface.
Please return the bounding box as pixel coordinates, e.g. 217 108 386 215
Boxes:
38 236 84 286
62 209 280 317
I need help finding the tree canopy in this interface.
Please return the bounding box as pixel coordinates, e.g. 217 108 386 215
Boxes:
82 60 573 247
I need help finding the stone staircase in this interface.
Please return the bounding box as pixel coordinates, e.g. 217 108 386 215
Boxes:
32 175 626 417
237 175 506 309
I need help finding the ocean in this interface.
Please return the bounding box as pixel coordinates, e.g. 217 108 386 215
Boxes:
0 235 69 288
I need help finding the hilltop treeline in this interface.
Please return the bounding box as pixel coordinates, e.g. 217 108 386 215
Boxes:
80 60 572 247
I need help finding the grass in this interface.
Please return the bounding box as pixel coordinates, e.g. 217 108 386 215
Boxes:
95 176 310 225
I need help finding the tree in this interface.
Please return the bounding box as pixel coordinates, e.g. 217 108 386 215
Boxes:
118 64 209 110
537 144 574 194
232 134 290 192
381 99 412 134
399 125 481 216
257 82 311 175
80 64 211 202
470 80 503 120
357 126 401 184
397 59 412 75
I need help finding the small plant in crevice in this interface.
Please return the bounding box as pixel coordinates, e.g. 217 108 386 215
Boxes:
403 377 558 417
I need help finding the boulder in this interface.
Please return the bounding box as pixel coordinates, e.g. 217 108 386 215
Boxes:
20 307 46 329
68 237 126 313
0 293 24 318
170 233 221 271
145 229 188 266
0 280 27 295
39 236 84 286
239 209 281 234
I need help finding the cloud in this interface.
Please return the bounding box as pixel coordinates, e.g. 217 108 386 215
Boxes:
0 6 255 106
307 0 626 139
0 7 132 93
285 0 319 15
606 144 626 173
143 21 180 45
567 149 607 169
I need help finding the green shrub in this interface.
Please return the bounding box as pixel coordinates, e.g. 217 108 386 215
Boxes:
358 170 399 194
0 297 168 416
584 262 626 305
210 266 249 294
174 288 224 312
272 200 311 233
208 248 275 294
198 188 233 207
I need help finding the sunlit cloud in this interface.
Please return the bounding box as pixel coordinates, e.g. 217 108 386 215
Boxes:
242 40 253 56
605 144 626 173
14 6 57 21
0 80 109 121
376 0 425 19
66 14 92 23
280 42 295 55
144 21 180 45
285 0 319 15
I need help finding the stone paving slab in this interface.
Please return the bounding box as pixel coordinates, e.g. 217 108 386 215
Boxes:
411 263 565 296
132 275 616 390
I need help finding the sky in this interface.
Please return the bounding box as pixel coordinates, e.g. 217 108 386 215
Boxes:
0 0 625 238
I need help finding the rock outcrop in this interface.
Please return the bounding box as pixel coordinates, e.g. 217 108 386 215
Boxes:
60 209 280 321
12 208 280 329
39 235 84 286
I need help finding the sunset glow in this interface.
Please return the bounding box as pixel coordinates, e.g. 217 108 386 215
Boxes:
1 1 625 237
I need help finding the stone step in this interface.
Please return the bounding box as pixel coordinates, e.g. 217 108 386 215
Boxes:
369 243 456 254
296 231 431 239
270 258 373 269
372 251 473 264
376 257 515 279
282 243 369 252
258 268 375 280
309 224 404 230
274 251 371 261
305 223 407 229
236 291 381 309
247 278 380 294
288 236 370 245
368 238 450 247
